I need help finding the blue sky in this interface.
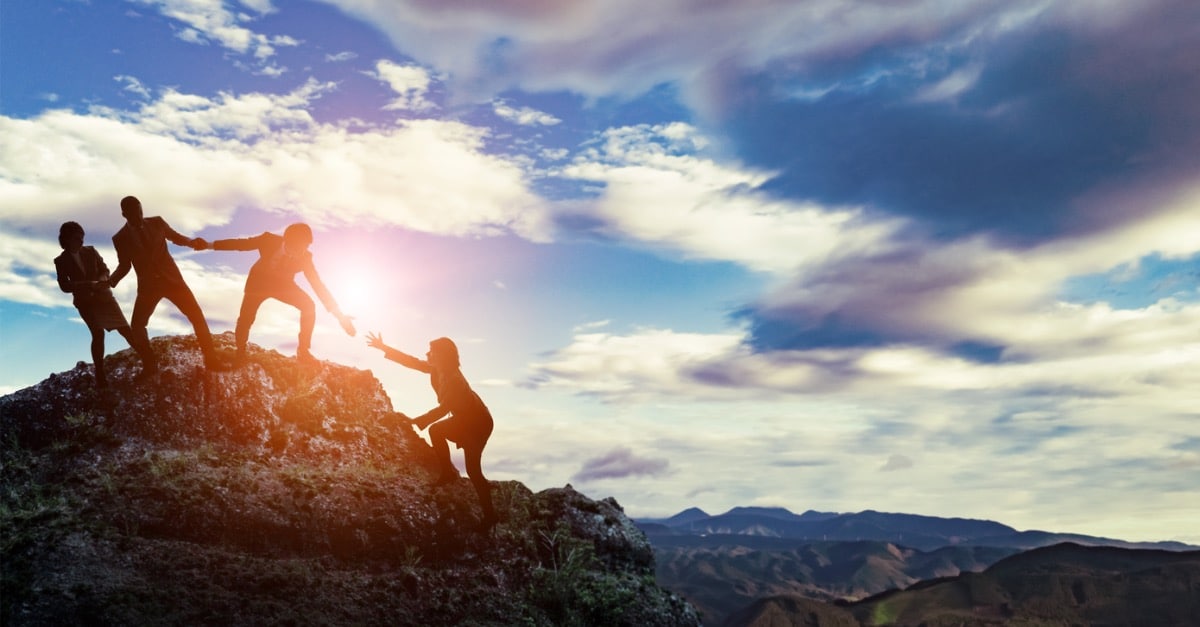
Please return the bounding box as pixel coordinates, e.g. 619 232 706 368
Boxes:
2 0 1198 543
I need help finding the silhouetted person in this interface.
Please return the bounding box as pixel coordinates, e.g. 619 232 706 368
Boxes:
203 223 355 364
54 221 158 388
110 195 224 370
367 333 497 529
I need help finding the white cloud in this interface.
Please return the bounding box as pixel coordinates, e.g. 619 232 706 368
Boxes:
0 79 552 311
526 326 746 400
131 0 298 61
325 51 358 62
369 60 436 111
492 100 561 127
880 454 914 471
559 122 903 274
0 233 68 309
521 319 1200 537
115 75 153 100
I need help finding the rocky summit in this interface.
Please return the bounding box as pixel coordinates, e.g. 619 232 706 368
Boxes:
0 333 698 626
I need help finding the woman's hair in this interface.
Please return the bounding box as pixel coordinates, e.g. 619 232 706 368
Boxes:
58 221 85 249
429 337 460 368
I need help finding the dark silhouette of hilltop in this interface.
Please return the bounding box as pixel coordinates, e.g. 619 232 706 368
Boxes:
707 543 1200 626
0 333 698 626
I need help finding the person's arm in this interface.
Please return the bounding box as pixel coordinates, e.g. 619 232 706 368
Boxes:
55 256 78 294
366 332 432 373
158 217 207 250
211 233 266 252
91 247 112 284
109 234 131 288
410 403 451 430
302 257 355 335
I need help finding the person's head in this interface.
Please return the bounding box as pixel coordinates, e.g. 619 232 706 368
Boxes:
59 221 85 252
283 223 313 254
120 196 143 225
427 337 460 369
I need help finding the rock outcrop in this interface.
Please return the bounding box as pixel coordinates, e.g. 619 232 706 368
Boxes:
1 333 699 626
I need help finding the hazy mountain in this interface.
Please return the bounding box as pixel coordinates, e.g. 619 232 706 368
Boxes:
652 540 1016 625
835 542 1200 626
723 543 1200 626
0 334 698 626
638 505 1196 625
638 506 1193 552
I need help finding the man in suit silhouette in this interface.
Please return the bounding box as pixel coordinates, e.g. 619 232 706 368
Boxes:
203 223 355 364
55 221 158 388
109 196 224 370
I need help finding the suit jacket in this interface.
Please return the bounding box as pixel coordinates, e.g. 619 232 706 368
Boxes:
213 232 340 313
110 216 195 292
54 246 114 306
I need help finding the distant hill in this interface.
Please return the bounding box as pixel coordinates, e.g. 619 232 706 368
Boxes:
1 334 698 626
837 542 1200 627
653 539 1016 625
637 507 1196 625
637 506 1194 552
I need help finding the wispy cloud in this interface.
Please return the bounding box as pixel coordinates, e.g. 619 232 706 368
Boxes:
492 100 560 127
571 447 670 482
131 0 298 62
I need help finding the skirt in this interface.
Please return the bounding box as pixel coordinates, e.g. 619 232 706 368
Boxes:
77 291 131 332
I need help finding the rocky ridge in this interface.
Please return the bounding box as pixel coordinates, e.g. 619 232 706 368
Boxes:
0 333 698 626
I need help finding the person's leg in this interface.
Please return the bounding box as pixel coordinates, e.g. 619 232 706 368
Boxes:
163 283 218 366
268 283 315 358
116 325 158 375
464 444 496 525
89 324 107 388
428 421 460 484
234 291 269 358
129 289 161 358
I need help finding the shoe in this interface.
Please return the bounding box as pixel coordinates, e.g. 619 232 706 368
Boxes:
296 348 318 365
134 365 158 382
232 350 249 368
478 511 499 532
204 355 232 372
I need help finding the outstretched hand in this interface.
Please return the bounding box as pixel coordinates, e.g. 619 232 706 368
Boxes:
366 331 386 351
338 313 356 337
190 238 210 251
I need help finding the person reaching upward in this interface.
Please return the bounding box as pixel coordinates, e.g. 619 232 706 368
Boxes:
366 332 497 530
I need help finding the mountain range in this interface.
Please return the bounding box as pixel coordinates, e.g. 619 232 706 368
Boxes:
728 542 1200 626
637 506 1194 551
637 505 1196 624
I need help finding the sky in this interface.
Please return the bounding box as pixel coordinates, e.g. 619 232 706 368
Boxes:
2 0 1198 544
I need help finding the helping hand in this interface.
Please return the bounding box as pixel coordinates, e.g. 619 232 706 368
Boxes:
338 313 356 337
366 331 385 350
190 238 210 251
